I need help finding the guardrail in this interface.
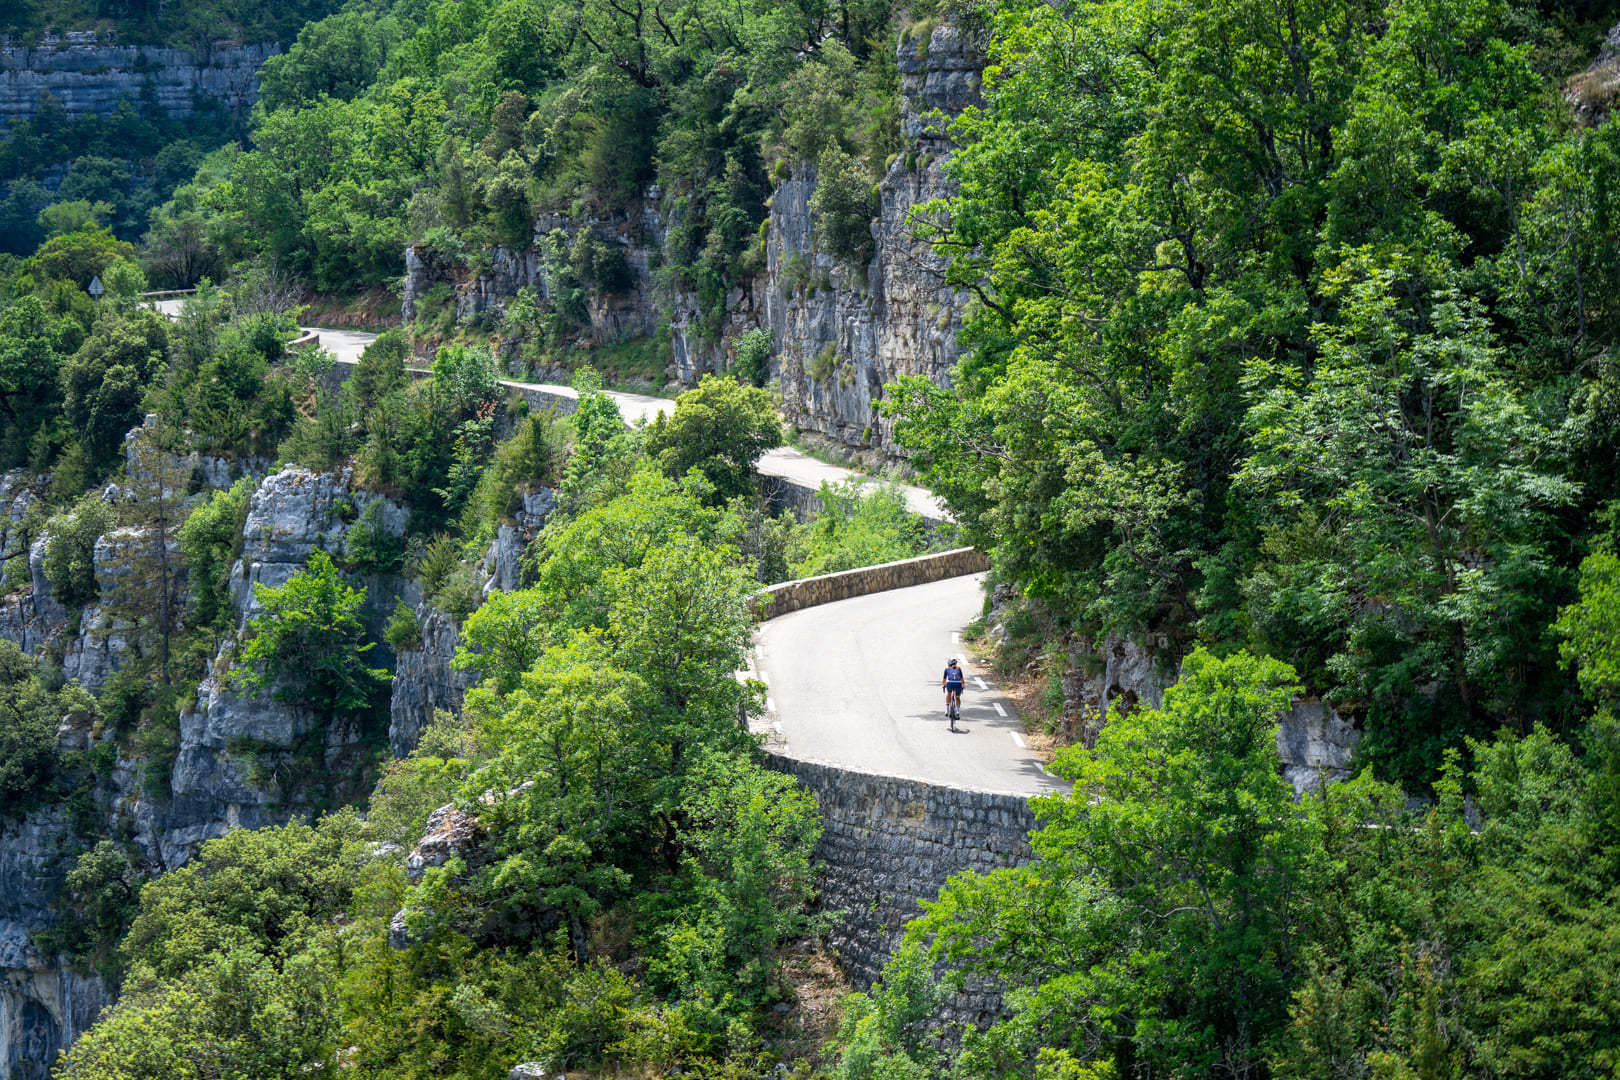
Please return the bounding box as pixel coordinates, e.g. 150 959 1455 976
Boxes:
286 331 321 350
139 288 198 300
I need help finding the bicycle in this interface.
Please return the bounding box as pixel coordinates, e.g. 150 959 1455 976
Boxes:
945 687 961 731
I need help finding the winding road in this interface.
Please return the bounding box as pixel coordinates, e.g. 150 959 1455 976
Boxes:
751 573 1066 796
154 297 1037 790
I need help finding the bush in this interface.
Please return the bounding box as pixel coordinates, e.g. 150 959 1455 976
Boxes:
810 146 875 265
177 478 252 632
384 599 422 650
0 640 60 818
734 327 772 387
44 493 114 609
346 499 404 574
788 480 929 578
467 414 560 528
643 375 782 504
123 813 365 981
233 550 389 723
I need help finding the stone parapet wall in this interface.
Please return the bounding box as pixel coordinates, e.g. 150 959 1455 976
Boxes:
754 547 989 619
761 753 1037 1026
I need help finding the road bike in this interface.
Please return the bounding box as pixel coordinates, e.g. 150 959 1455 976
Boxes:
946 688 961 732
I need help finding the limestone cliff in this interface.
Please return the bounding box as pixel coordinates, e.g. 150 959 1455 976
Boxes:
402 23 984 460
0 463 411 1077
768 25 981 459
0 38 276 124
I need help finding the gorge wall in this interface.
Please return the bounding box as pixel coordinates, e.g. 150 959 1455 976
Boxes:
404 24 982 462
0 37 275 124
0 445 544 1078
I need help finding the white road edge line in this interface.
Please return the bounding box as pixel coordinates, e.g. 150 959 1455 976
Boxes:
952 631 960 643
993 702 1008 717
767 697 776 713
1010 731 1026 748
973 676 989 690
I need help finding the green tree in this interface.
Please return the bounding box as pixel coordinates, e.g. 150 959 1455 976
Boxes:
734 326 772 387
233 550 389 723
809 145 875 264
0 639 59 818
43 492 115 609
643 375 781 504
110 416 193 683
124 814 365 981
60 307 170 465
177 477 253 633
885 649 1305 1078
0 295 65 467
56 946 342 1080
1239 249 1578 781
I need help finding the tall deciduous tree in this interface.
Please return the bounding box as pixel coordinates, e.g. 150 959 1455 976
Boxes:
234 550 389 724
644 375 781 504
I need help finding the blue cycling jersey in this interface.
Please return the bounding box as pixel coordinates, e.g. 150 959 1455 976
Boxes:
943 667 964 688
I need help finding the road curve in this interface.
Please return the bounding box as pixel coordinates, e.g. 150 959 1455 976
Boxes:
153 298 939 515
157 297 1020 789
752 573 1068 796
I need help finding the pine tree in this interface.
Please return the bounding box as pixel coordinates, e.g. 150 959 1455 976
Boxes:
108 417 193 685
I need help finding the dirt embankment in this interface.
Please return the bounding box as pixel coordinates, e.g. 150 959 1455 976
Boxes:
301 287 402 330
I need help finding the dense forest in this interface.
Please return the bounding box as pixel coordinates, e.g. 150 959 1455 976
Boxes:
2 0 1620 1075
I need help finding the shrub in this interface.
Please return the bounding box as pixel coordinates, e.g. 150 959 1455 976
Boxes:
467 414 560 528
734 327 772 387
233 550 389 723
176 478 252 633
346 499 404 574
384 599 422 650
642 375 782 504
44 493 114 609
0 640 60 818
810 146 875 265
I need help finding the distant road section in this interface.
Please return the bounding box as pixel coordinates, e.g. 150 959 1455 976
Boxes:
752 573 1067 796
151 298 938 517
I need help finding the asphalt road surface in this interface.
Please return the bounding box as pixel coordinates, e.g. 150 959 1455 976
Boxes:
757 446 945 520
752 572 1068 796
153 297 377 366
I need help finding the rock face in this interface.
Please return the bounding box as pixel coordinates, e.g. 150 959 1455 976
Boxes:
168 467 410 864
0 465 410 1077
403 24 984 457
402 201 667 375
387 487 554 758
0 807 115 1080
769 25 981 457
388 599 473 760
1568 21 1620 127
0 41 276 124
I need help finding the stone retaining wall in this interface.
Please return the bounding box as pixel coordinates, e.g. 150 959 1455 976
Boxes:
754 547 989 619
762 753 1039 1027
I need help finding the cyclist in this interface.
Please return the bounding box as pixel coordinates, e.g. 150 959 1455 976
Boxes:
942 658 965 729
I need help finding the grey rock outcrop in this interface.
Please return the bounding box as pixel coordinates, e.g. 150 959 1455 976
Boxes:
1568 22 1620 127
770 25 982 459
388 599 474 759
402 202 666 370
1276 700 1359 794
123 414 270 496
167 466 410 865
0 41 276 124
387 487 554 758
0 807 116 1080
